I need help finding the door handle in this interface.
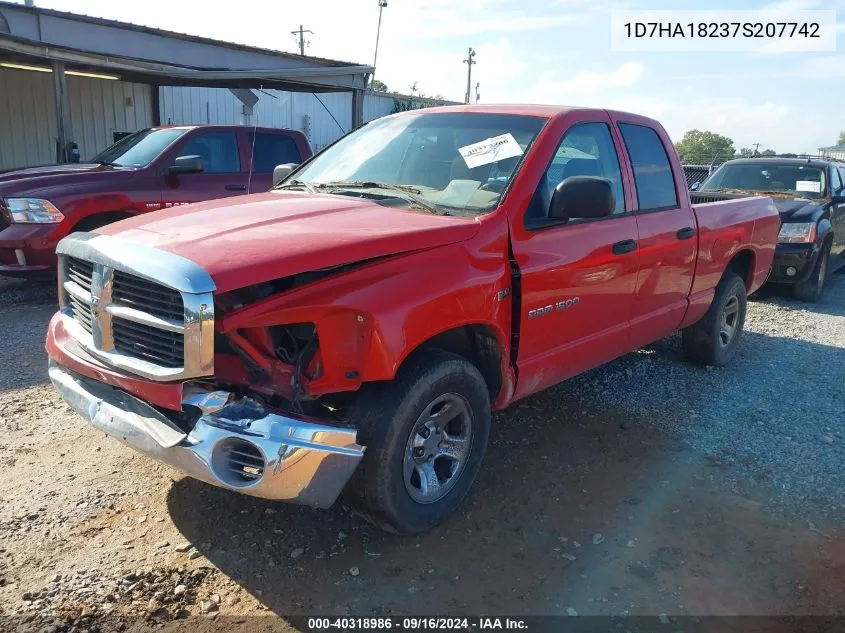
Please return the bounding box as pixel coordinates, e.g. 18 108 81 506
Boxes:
612 239 637 255
676 227 696 240
225 184 247 191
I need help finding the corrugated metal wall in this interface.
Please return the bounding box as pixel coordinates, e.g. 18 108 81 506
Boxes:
0 67 153 170
160 86 355 151
363 92 396 122
0 70 442 170
0 68 57 168
67 75 153 160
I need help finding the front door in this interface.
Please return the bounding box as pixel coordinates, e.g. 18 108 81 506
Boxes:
510 118 640 400
161 129 249 207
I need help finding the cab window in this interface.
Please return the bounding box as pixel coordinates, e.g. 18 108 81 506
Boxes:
618 123 678 210
525 122 625 225
177 132 240 173
831 166 842 194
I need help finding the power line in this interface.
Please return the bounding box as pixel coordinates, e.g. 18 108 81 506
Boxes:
463 47 476 105
291 24 314 56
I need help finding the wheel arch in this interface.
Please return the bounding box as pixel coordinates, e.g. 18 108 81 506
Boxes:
398 324 507 403
70 210 135 233
725 248 756 290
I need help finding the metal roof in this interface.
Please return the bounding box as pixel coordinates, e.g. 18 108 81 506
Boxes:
0 1 372 92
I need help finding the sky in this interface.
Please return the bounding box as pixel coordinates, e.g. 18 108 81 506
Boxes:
12 0 845 154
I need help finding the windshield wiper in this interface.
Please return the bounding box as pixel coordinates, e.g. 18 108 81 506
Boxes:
94 160 121 167
276 179 317 194
316 180 422 194
313 180 442 214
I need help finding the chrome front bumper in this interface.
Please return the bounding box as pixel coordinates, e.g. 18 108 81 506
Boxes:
49 361 365 508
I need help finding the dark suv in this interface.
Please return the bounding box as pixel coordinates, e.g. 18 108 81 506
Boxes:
691 157 845 301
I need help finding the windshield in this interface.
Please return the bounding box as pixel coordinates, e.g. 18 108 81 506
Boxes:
89 128 189 168
283 112 547 214
701 162 827 199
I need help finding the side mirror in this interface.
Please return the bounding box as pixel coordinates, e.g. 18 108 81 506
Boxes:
549 176 614 221
272 163 299 187
690 181 701 191
168 155 204 175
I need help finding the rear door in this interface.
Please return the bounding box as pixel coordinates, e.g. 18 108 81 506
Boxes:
613 118 697 349
160 129 248 205
245 131 305 193
509 113 640 400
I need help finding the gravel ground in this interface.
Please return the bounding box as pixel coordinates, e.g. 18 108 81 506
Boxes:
0 269 843 632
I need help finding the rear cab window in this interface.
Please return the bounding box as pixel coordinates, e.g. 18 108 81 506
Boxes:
618 123 678 211
250 132 302 173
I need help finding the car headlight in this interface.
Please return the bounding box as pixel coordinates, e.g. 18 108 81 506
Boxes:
6 198 65 223
778 222 815 244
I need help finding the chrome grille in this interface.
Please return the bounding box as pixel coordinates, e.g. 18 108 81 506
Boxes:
65 258 94 334
56 233 216 382
66 257 94 290
113 317 184 368
113 271 184 321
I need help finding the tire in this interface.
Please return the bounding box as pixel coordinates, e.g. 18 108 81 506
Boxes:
344 349 491 534
793 242 830 303
682 272 747 367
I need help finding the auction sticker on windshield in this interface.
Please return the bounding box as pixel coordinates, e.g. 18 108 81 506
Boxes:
796 180 821 193
459 133 523 169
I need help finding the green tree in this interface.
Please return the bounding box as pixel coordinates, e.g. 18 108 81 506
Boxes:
838 130 845 145
760 148 777 156
675 129 736 163
370 79 389 92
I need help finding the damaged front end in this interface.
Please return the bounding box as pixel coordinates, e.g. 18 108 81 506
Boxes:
47 232 378 507
49 360 364 508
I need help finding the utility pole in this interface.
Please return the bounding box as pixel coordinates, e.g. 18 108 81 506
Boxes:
463 47 476 104
371 0 388 88
291 25 314 56
752 142 761 157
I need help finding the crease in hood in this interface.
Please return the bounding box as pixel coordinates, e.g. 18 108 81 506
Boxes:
97 191 481 293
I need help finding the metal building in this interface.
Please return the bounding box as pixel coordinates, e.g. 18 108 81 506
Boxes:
0 1 378 170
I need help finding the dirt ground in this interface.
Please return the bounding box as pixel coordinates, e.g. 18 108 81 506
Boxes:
0 274 843 632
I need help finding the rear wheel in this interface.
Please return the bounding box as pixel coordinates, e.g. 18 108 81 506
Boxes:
793 242 830 303
344 350 491 534
682 272 747 367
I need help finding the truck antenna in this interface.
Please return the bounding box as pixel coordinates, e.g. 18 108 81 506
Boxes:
246 86 261 194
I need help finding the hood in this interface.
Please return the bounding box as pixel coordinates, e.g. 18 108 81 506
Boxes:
97 191 481 293
770 197 823 221
0 163 132 197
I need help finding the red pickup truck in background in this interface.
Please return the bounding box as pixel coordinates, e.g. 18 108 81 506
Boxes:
46 105 779 534
0 125 311 277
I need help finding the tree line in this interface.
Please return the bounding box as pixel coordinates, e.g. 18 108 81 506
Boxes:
677 129 845 164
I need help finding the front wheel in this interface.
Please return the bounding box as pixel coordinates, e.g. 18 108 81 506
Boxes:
793 243 830 303
344 350 491 534
682 272 747 367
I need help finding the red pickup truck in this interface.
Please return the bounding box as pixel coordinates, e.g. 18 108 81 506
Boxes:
45 105 779 534
0 125 311 277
